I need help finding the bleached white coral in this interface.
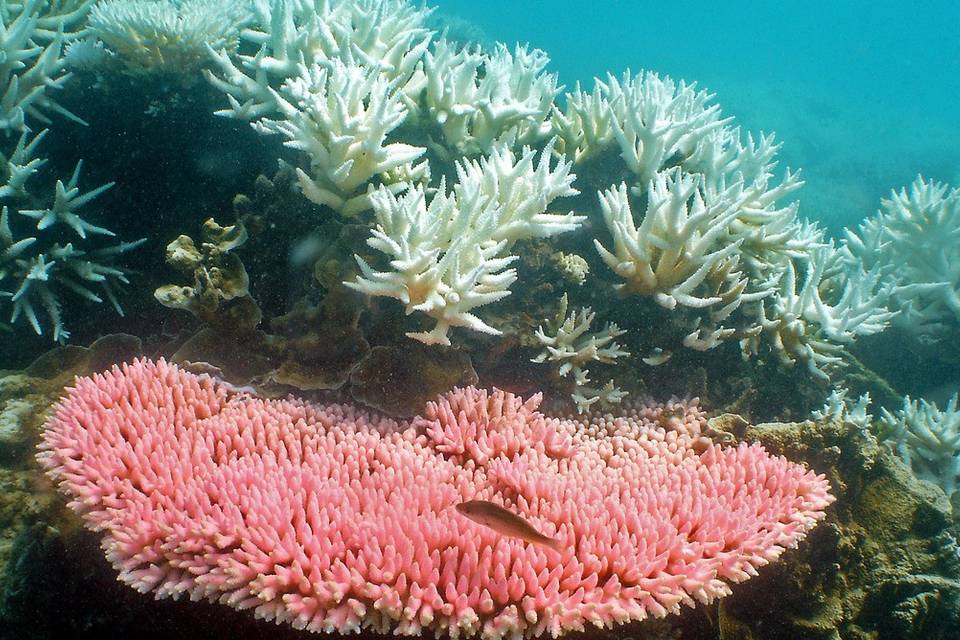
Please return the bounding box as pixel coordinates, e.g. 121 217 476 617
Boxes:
749 245 895 380
256 58 427 215
0 130 143 341
845 175 960 343
0 0 91 132
206 0 433 214
686 128 808 274
347 141 582 345
553 251 589 286
421 39 558 155
206 0 433 120
63 37 112 71
19 160 115 238
532 293 629 413
552 70 729 187
87 0 252 72
880 394 960 498
550 81 616 165
595 174 748 308
812 387 872 429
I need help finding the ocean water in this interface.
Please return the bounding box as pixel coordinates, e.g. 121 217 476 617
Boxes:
438 0 960 235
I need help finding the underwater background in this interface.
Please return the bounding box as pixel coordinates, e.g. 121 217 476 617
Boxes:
0 1 959 639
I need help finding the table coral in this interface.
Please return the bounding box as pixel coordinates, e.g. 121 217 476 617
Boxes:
39 359 833 639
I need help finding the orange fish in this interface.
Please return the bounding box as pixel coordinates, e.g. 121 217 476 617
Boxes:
455 500 563 553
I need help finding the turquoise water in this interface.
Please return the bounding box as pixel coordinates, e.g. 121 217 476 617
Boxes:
437 0 960 235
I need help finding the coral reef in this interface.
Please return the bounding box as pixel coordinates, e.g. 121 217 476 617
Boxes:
39 359 831 639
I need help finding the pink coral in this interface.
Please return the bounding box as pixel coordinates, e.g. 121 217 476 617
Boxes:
38 359 833 638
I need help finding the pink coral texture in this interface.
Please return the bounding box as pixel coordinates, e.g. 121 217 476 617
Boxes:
39 359 833 639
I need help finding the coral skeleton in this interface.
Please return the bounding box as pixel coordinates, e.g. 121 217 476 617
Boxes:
87 0 252 72
348 141 582 345
532 293 629 413
880 394 960 498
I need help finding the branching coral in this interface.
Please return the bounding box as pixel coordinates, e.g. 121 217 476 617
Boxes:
745 245 895 380
846 176 960 344
880 394 960 499
206 0 433 214
552 70 729 187
256 58 428 215
87 0 252 73
207 0 433 120
0 0 92 131
594 174 772 354
532 293 628 413
421 39 558 155
0 2 142 341
0 131 143 341
348 141 582 345
572 63 894 379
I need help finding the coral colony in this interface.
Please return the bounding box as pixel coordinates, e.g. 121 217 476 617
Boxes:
0 0 952 636
40 359 833 638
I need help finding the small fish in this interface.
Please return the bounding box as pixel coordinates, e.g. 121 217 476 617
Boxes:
455 500 563 553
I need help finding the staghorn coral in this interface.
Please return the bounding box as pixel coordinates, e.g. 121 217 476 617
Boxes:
746 245 896 381
206 0 433 215
879 393 960 500
206 0 433 121
0 132 143 341
39 358 832 639
421 39 559 156
551 70 729 187
0 0 92 132
594 174 772 355
256 58 429 215
845 175 960 346
348 141 582 345
532 293 628 413
0 0 142 342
